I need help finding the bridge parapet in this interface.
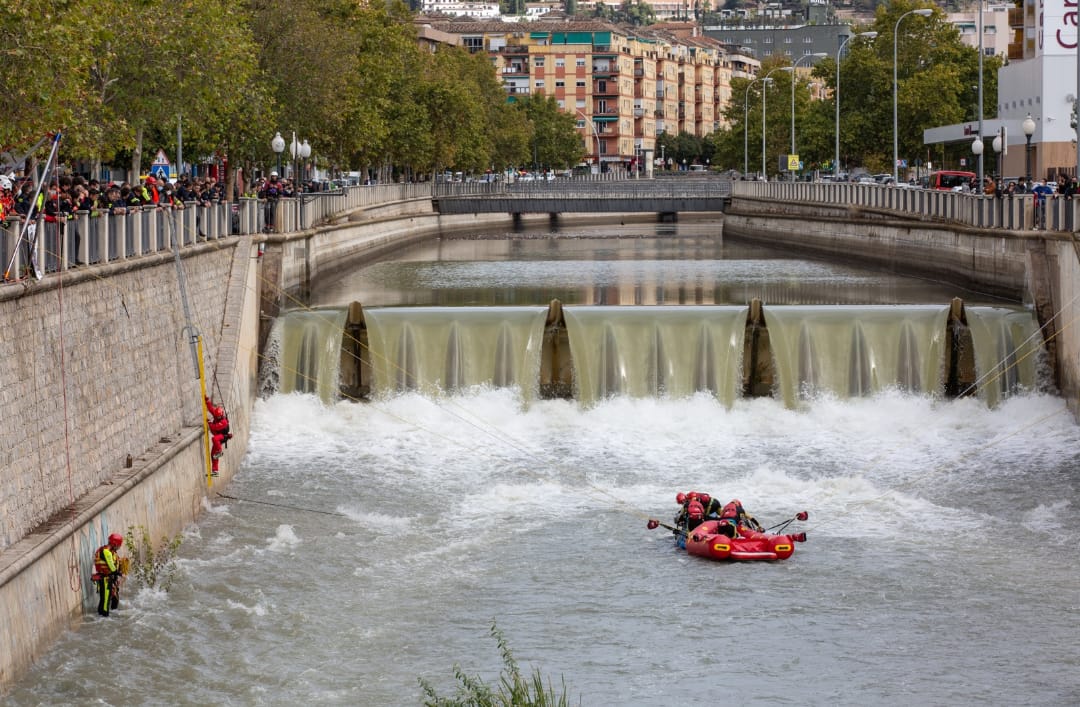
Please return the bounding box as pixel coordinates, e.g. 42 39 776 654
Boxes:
732 180 1080 232
433 177 732 215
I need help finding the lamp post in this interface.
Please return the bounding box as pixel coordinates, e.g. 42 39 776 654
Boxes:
976 0 985 191
992 129 1003 183
299 139 311 228
271 131 285 177
576 110 602 174
1023 113 1036 185
790 53 827 161
743 77 765 176
835 31 877 179
893 8 934 184
971 137 984 192
762 68 785 180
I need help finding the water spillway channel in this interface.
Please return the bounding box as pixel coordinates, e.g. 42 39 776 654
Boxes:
266 299 1045 408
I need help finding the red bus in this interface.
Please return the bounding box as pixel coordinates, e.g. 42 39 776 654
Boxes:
921 170 976 191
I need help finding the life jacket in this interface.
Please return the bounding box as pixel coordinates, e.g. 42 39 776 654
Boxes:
92 544 117 580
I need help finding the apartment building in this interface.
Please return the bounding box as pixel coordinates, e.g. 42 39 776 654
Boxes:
424 19 759 168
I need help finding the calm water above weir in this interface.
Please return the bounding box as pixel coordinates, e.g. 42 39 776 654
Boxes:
8 221 1080 706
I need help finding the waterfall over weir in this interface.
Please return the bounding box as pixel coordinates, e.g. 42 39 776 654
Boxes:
264 301 1046 407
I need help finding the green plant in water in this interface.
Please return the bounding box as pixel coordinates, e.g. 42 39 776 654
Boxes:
419 621 577 706
123 525 182 591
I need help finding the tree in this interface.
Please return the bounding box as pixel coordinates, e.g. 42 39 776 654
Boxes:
817 1 1000 174
513 95 585 171
0 1 106 155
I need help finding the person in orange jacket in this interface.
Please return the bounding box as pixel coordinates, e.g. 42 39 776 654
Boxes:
92 533 124 616
205 396 232 476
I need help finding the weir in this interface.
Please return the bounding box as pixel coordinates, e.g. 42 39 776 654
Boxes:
264 299 1047 407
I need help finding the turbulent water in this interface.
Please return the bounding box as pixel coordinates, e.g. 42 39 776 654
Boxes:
8 224 1080 705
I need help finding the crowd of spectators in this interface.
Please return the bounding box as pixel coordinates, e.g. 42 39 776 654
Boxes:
0 173 229 228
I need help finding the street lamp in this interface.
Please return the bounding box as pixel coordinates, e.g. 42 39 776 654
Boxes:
971 137 984 191
576 110 602 174
763 68 786 180
743 77 766 176
790 53 827 162
835 31 877 178
1023 113 1036 184
894 8 934 184
976 0 985 191
992 127 1004 182
300 139 311 183
271 131 285 177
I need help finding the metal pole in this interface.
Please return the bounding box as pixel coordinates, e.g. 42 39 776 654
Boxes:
894 9 932 184
835 36 850 179
837 32 876 179
977 0 984 191
743 79 760 177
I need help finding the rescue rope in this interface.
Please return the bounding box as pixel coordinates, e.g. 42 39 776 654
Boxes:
215 493 348 517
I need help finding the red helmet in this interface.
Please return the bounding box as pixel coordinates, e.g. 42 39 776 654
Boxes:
675 492 686 505
108 533 123 547
687 491 699 501
720 502 738 519
699 493 711 505
688 501 704 520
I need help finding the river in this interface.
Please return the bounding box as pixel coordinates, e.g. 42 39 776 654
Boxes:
7 221 1080 706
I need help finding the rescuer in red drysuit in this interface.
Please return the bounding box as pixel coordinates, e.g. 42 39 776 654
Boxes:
205 396 232 476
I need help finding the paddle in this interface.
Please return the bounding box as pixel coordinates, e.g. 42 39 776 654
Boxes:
765 511 809 534
646 519 686 536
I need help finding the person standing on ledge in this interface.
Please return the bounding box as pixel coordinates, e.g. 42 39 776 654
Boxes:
92 533 125 617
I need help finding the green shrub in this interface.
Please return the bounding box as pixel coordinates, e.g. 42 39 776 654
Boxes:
419 621 576 707
123 525 183 591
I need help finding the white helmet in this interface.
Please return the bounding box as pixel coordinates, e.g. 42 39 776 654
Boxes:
0 176 11 190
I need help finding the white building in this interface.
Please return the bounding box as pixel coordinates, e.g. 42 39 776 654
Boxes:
926 0 1079 181
420 0 501 20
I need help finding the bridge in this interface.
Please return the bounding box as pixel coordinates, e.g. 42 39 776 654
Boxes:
432 178 733 216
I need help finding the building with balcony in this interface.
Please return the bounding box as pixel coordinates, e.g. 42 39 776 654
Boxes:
426 19 760 169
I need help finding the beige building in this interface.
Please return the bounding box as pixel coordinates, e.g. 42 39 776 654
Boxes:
424 19 759 169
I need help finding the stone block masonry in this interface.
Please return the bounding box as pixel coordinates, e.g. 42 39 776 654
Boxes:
0 250 235 550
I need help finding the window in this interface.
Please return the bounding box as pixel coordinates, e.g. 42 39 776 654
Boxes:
534 58 545 67
464 36 483 52
784 37 792 44
764 37 773 44
576 58 586 67
555 80 565 88
577 80 586 88
534 80 544 89
556 58 565 67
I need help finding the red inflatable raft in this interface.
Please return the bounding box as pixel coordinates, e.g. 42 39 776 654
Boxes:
683 519 806 562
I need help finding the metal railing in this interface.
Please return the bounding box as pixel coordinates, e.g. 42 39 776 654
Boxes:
1 182 433 283
732 180 1079 232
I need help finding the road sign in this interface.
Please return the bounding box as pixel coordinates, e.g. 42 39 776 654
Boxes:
787 154 800 171
150 164 171 181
